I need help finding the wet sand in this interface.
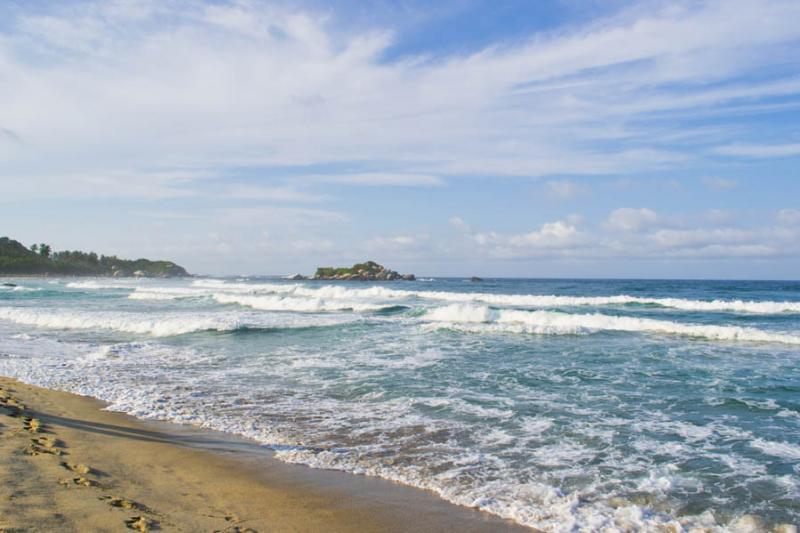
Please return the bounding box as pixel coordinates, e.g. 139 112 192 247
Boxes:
0 376 530 532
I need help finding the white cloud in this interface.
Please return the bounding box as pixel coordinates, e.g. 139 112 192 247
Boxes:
366 235 418 249
701 177 738 190
0 170 205 201
642 223 800 258
3 1 800 276
2 0 800 199
703 209 735 224
649 227 756 249
777 209 800 225
214 206 346 226
225 185 327 203
604 207 659 232
506 221 582 248
449 216 471 233
712 143 800 158
545 179 588 199
311 173 444 187
448 208 800 262
287 238 334 253
459 219 587 258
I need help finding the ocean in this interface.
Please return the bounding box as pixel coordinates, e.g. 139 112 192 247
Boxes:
1 276 798 531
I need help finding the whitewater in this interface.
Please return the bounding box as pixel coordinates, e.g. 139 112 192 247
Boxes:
1 276 799 531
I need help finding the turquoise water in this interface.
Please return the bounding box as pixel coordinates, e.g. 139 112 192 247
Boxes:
1 277 798 530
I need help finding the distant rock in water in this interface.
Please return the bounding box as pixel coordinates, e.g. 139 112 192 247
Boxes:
470 276 484 282
0 236 189 278
286 273 307 280
313 261 415 281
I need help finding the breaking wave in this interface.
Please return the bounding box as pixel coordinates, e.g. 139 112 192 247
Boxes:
422 304 800 345
66 280 141 290
212 293 394 313
0 285 41 292
2 277 799 530
190 279 800 314
128 287 210 300
0 307 241 336
416 292 800 314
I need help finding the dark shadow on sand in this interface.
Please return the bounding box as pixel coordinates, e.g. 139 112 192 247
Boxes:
34 411 259 455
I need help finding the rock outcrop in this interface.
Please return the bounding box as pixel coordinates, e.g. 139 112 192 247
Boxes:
312 261 415 281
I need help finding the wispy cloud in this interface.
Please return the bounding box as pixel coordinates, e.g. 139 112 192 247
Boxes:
0 127 22 143
604 208 660 232
448 208 800 261
2 0 800 200
3 1 800 276
214 206 347 227
545 179 589 199
224 185 328 203
712 143 800 158
777 209 800 225
311 173 445 187
0 170 206 201
451 216 587 258
701 177 738 190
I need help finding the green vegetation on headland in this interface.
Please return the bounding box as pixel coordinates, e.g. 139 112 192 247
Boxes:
0 236 189 277
311 261 415 281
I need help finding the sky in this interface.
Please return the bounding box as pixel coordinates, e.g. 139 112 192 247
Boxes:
1 0 800 278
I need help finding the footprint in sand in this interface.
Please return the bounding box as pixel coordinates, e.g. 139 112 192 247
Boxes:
26 442 63 456
31 435 61 448
59 476 97 487
0 395 25 416
60 461 93 475
101 495 162 533
22 417 42 433
100 496 143 511
8 399 24 410
26 434 65 456
210 513 258 533
214 526 259 533
125 515 156 532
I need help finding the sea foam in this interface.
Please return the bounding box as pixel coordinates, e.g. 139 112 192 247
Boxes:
0 285 41 292
66 280 141 290
4 277 798 531
0 307 240 336
212 293 390 312
189 279 800 314
422 304 800 344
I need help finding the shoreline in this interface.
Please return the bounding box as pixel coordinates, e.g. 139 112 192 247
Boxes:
0 376 529 532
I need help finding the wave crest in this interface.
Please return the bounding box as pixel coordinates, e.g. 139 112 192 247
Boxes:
212 293 391 312
189 279 800 314
423 304 800 344
0 307 241 336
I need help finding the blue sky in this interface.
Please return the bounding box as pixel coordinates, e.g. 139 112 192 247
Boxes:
1 0 800 278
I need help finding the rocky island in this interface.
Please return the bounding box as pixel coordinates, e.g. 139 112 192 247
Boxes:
311 261 415 281
0 236 189 277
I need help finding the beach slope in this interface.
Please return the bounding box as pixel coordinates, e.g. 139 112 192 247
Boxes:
0 377 526 533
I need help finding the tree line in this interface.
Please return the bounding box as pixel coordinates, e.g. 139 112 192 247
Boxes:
0 237 189 277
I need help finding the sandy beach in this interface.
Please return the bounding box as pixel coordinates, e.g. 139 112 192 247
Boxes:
0 376 528 533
